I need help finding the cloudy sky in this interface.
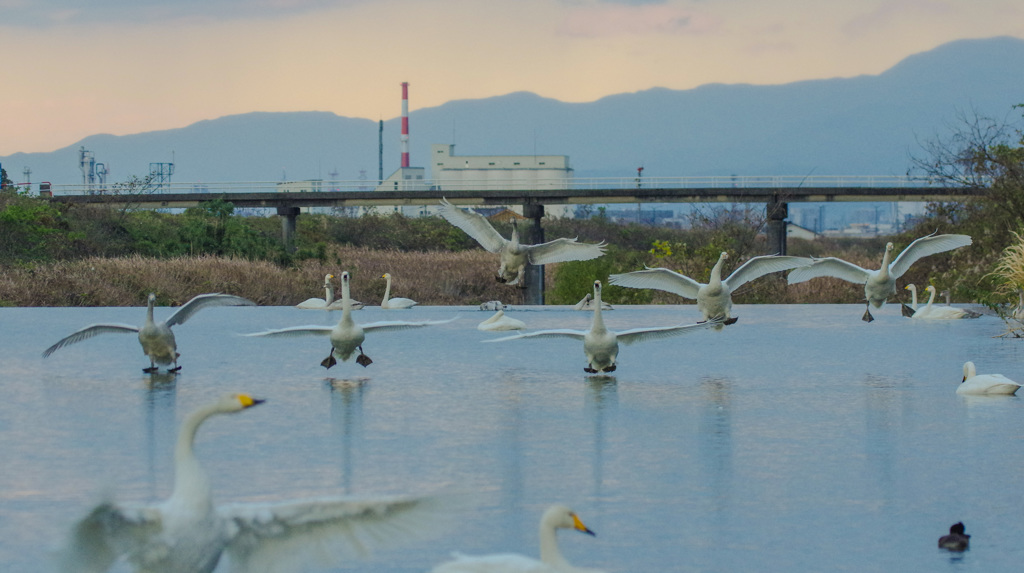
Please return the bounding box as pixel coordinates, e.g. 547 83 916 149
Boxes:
1 0 1021 156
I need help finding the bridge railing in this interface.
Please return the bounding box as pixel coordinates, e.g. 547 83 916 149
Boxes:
44 175 933 196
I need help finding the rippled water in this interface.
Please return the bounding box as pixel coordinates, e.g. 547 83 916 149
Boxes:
2 303 1024 572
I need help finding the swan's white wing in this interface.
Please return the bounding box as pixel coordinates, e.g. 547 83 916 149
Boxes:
609 267 702 300
888 233 972 279
55 501 162 573
42 323 140 357
786 257 872 285
723 255 814 290
483 328 588 342
361 316 459 333
438 199 508 253
221 494 455 573
244 326 334 338
616 320 719 346
525 238 606 265
164 293 256 327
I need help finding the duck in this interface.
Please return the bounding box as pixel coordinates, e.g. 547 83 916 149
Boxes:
381 272 418 309
957 361 1021 395
55 393 454 573
246 271 454 368
938 522 970 551
574 293 612 311
787 232 972 322
42 292 255 373
610 252 812 326
485 279 718 374
296 274 363 310
438 198 606 287
477 310 526 331
430 504 604 573
911 285 982 319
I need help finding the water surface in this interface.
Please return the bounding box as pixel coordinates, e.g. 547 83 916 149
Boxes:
2 303 1023 572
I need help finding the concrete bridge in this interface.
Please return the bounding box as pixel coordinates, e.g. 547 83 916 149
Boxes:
45 176 984 304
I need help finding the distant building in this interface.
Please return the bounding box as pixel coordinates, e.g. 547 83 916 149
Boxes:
786 222 820 241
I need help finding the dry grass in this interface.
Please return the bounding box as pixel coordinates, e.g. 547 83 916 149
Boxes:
0 247 531 307
992 232 1024 294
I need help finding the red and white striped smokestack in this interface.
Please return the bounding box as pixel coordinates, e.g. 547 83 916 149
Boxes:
400 82 410 168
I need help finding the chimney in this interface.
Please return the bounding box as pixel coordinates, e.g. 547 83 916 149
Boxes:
400 82 410 168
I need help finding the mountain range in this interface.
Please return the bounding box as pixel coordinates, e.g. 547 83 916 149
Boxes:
3 36 1023 187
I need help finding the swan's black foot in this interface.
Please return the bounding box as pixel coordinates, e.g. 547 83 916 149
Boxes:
321 354 338 369
142 366 158 373
604 364 617 373
356 353 373 367
495 275 506 283
168 366 182 373
901 303 915 317
724 317 738 325
862 309 875 322
584 366 598 373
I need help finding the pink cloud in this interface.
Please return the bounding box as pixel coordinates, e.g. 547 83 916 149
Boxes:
843 0 953 37
558 4 719 37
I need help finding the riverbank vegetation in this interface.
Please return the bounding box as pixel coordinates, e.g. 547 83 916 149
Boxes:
1 105 1021 309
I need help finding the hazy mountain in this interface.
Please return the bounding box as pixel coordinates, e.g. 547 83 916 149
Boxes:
4 36 1023 186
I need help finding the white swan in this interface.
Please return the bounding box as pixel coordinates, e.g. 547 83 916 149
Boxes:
479 300 510 311
42 292 255 373
911 285 982 319
477 310 526 331
296 274 364 310
381 272 418 309
438 198 606 287
56 393 454 573
246 271 453 368
431 504 603 573
958 361 1021 395
574 293 612 311
610 252 812 326
485 279 718 373
787 232 972 322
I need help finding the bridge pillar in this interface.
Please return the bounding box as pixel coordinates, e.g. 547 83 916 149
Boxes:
522 203 545 305
277 206 301 253
766 197 788 255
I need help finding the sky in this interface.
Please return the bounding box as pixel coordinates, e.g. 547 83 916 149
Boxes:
1 0 1022 156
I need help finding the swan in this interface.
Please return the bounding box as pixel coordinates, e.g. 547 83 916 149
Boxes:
485 279 718 373
610 252 812 326
574 293 612 311
787 232 972 322
938 522 970 551
246 271 454 368
296 274 364 310
479 301 510 311
42 292 255 373
911 285 982 319
901 284 919 317
55 393 455 573
477 310 526 331
431 504 603 573
438 198 606 287
957 361 1021 395
381 272 418 309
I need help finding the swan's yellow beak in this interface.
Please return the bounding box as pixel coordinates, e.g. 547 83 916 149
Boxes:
572 513 596 536
238 394 266 408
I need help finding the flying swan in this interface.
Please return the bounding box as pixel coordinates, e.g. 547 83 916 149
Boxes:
296 274 364 310
957 361 1021 395
485 279 718 373
787 232 972 322
437 198 606 287
908 285 981 319
430 504 604 573
381 272 418 309
42 292 255 373
609 252 812 326
246 271 454 368
477 310 527 331
55 393 456 573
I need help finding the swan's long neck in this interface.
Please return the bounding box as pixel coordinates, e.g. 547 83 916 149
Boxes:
538 519 569 567
925 287 937 309
708 254 727 288
145 297 156 328
878 247 893 279
591 286 607 333
510 219 520 250
341 278 355 323
908 285 918 309
382 276 392 304
324 278 335 305
169 403 219 511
